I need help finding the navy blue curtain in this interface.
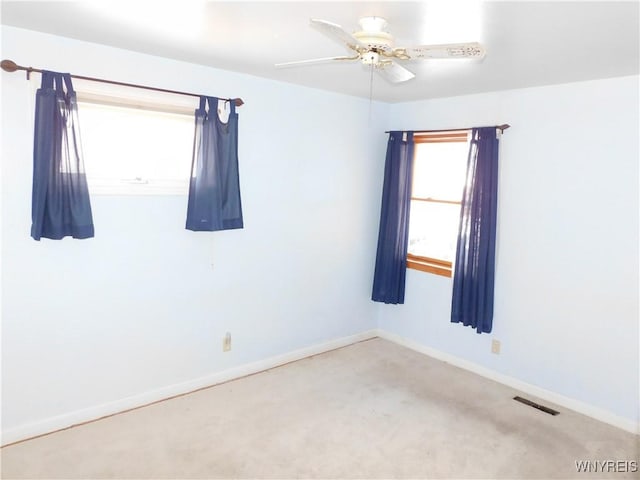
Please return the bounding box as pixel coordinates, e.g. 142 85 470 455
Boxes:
372 131 414 304
451 127 500 333
31 71 94 240
186 97 243 231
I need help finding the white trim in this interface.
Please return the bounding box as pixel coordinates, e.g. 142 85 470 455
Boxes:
73 79 198 114
87 178 189 196
77 92 195 116
1 330 378 446
4 328 635 446
375 329 639 435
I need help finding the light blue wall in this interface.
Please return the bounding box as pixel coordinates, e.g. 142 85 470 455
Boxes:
2 24 638 438
1 26 388 433
380 76 640 425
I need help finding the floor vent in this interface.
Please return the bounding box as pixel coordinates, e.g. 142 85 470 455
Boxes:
513 396 560 416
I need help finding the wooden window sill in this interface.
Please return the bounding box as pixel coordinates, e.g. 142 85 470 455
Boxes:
406 257 452 278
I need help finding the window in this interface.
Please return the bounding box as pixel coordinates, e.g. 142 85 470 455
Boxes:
407 131 470 277
77 95 195 195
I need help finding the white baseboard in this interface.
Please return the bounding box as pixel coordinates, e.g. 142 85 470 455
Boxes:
376 329 639 435
1 330 378 446
4 328 635 446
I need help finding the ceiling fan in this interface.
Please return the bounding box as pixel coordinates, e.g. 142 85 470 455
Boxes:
275 17 486 83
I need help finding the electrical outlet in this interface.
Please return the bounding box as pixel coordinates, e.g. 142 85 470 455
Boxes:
223 332 231 352
491 339 501 355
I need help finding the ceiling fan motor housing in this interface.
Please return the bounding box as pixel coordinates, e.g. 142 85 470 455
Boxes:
354 17 394 65
353 30 394 50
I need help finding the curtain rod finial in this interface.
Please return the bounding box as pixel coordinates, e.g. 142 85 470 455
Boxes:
234 98 244 107
1 59 19 73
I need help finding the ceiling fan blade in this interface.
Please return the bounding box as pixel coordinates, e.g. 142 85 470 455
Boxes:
275 56 359 68
402 42 486 60
376 61 415 83
310 18 363 51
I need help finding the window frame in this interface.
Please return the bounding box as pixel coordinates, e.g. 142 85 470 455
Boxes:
407 131 470 278
75 90 197 196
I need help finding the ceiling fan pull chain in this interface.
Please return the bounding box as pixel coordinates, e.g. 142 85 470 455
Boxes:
369 63 374 121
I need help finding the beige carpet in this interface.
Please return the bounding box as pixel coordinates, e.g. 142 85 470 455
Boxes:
1 338 638 479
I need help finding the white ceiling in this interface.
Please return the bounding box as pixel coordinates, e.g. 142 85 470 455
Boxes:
2 1 638 103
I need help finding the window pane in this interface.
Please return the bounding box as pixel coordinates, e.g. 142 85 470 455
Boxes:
78 102 193 186
408 201 461 262
412 142 468 201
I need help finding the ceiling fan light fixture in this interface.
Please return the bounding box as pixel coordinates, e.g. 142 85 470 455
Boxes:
353 16 394 49
358 16 388 32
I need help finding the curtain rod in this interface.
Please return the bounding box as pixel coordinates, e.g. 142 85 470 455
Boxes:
1 59 244 107
385 124 510 134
